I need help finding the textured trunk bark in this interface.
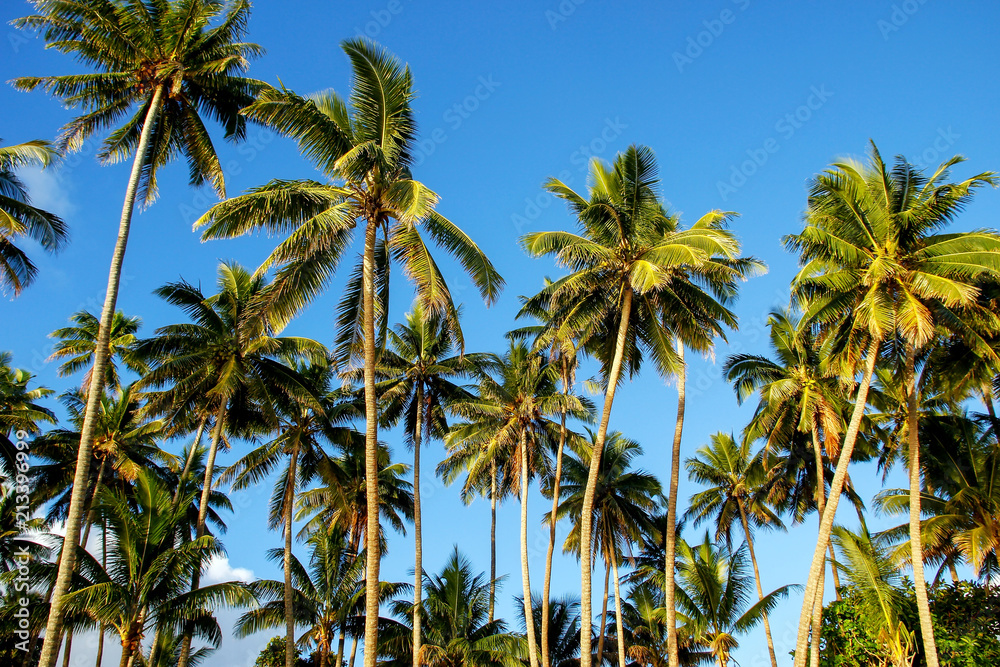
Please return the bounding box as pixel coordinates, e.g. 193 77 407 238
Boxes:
665 340 686 667
336 625 347 667
612 551 626 667
38 85 166 667
793 338 879 667
285 440 301 667
489 460 497 623
580 287 632 667
348 635 359 667
809 427 826 667
361 219 381 667
412 385 424 667
521 430 540 667
596 563 610 666
177 399 228 667
542 360 570 667
739 505 777 667
906 343 939 667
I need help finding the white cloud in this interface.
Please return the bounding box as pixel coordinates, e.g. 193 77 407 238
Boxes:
19 165 75 218
204 555 255 584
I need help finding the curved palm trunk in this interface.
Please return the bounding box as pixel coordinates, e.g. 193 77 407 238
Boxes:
793 338 880 667
412 385 424 667
38 84 166 667
521 431 541 667
580 287 633 667
489 460 498 623
738 505 777 667
361 219 381 667
285 441 302 667
596 563 611 666
177 400 228 667
611 551 627 667
665 340 685 667
542 361 570 667
808 428 826 667
906 343 939 667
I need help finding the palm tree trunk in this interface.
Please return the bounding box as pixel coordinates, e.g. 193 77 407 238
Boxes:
285 440 302 667
412 384 425 667
118 639 130 667
361 218 381 667
738 505 777 667
984 389 1000 449
60 632 73 667
665 339 685 667
95 516 107 667
948 560 959 584
521 431 541 667
336 626 347 667
596 562 611 666
580 286 633 667
542 361 570 667
906 343 939 667
177 399 228 667
793 337 880 667
348 635 359 667
489 459 498 623
808 427 826 667
810 427 842 601
611 551 627 667
38 83 166 667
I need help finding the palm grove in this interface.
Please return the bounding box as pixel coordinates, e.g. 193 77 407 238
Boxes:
2 2 999 667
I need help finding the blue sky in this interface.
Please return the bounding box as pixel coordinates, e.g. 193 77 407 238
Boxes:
4 1 1000 665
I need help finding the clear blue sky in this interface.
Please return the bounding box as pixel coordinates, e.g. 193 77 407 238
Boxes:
4 1 1000 665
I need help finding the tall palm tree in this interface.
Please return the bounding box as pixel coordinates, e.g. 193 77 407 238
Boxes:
48 310 147 393
194 38 503 666
0 138 67 296
783 141 1000 667
555 430 662 667
684 433 784 667
517 594 581 667
523 145 760 667
63 469 253 667
135 261 323 667
383 547 522 667
12 3 263 660
236 528 372 667
222 357 353 667
444 342 585 667
674 533 795 667
373 302 491 667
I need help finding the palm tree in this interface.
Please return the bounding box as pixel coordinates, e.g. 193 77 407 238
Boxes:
236 528 371 667
555 431 662 667
373 302 491 667
63 469 253 667
684 433 784 667
443 342 583 667
383 547 521 667
674 533 794 667
0 351 55 478
618 583 712 667
783 141 1000 667
0 138 67 296
48 310 148 393
135 261 323 667
522 145 760 667
517 594 581 667
222 356 353 667
194 39 503 665
12 2 263 659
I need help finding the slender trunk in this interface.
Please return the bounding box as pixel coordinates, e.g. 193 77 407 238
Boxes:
808 427 826 667
412 384 424 667
827 543 842 599
38 84 166 667
60 633 73 667
94 630 104 667
611 551 626 667
985 390 1000 449
521 431 541 667
793 338 880 667
361 219 381 667
542 361 570 667
95 515 107 667
336 626 347 667
320 637 329 667
118 639 130 667
948 561 959 584
580 287 633 667
596 563 611 666
489 460 497 623
906 343 939 667
810 427 842 600
665 340 686 667
177 400 228 667
739 505 777 667
348 635 359 667
285 441 301 667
